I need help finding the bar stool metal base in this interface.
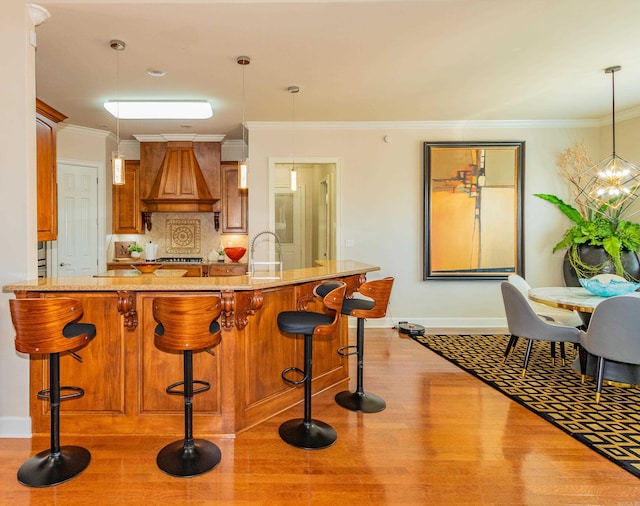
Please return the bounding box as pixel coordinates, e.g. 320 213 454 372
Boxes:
279 419 337 450
335 390 386 413
17 445 90 488
157 439 221 478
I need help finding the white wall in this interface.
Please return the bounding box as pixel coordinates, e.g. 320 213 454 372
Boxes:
0 2 36 436
247 123 601 329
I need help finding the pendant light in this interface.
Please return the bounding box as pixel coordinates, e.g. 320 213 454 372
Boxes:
110 39 126 185
288 86 299 191
237 56 250 189
582 66 640 213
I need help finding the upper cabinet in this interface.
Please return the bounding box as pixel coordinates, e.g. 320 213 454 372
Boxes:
112 160 142 234
36 99 66 241
220 162 248 234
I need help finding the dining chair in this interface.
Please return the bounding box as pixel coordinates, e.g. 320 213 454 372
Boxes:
505 274 583 365
508 274 583 326
501 282 581 377
579 295 640 402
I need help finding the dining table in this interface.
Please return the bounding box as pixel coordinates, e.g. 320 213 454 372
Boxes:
528 285 640 386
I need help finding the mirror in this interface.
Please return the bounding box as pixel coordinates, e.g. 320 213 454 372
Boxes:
423 141 524 280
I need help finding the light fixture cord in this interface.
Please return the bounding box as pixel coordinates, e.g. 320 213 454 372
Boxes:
242 62 246 161
116 45 121 156
291 90 296 167
611 69 616 157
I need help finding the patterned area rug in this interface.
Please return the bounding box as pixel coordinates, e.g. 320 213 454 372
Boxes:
411 333 640 479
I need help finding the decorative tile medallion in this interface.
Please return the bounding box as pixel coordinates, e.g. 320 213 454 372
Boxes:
166 219 201 254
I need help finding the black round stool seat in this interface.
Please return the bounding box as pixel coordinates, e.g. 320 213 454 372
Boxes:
277 311 334 335
277 282 347 450
341 297 374 315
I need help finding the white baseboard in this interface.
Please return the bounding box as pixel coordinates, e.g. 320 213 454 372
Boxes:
0 416 31 438
349 316 508 334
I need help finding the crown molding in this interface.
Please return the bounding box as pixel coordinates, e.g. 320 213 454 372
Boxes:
133 133 225 142
599 104 640 125
222 139 246 147
246 119 601 131
57 123 111 139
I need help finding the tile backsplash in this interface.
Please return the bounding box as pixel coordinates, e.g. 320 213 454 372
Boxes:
108 212 247 261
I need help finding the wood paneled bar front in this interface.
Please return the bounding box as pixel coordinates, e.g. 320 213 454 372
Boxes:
3 261 378 437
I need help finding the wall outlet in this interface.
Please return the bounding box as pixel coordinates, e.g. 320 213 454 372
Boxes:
345 239 354 248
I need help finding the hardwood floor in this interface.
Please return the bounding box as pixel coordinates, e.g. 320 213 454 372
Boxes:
1 328 638 505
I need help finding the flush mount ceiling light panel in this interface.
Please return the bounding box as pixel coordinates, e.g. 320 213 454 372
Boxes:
104 101 213 119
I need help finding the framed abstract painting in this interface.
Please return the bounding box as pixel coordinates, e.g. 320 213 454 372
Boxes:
423 141 524 280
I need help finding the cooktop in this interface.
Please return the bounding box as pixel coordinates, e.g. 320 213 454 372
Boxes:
156 257 203 263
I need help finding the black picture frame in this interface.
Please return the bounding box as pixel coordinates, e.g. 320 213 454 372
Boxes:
423 141 524 280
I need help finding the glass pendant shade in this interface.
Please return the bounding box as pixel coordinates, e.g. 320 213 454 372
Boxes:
238 160 248 189
290 167 297 191
580 154 640 211
110 39 126 186
237 56 250 190
112 154 125 185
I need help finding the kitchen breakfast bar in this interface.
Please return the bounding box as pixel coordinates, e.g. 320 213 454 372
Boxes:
3 261 379 437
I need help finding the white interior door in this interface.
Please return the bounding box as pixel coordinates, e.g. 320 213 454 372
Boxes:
54 162 99 277
275 185 305 270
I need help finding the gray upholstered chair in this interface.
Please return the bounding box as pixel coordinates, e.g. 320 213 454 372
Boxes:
501 282 581 377
505 274 583 365
579 295 640 403
508 274 583 327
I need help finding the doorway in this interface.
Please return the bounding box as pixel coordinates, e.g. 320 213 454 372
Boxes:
51 160 101 277
269 158 340 269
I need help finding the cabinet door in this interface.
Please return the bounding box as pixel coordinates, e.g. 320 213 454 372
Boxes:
112 160 142 233
221 162 248 234
36 100 66 241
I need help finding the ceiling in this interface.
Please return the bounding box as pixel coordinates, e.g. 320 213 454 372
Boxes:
33 0 640 142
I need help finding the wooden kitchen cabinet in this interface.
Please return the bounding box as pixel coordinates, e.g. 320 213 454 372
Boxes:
36 99 66 241
221 162 248 234
204 263 247 276
112 160 142 233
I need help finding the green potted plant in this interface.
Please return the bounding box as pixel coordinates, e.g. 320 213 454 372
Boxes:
536 142 640 282
128 243 144 259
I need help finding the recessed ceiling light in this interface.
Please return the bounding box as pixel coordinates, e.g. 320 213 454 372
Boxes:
146 68 166 77
104 101 213 119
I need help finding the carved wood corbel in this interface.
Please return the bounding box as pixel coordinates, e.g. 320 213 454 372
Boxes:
234 290 263 330
220 290 235 329
117 290 138 330
219 289 263 330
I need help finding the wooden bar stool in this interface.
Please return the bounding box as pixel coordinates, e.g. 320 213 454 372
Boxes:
335 277 394 412
276 281 347 449
152 296 222 477
9 297 96 488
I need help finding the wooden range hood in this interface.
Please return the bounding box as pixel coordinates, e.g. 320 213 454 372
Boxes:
142 141 217 212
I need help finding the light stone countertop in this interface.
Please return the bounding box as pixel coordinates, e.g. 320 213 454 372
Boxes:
529 286 640 313
2 260 379 293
